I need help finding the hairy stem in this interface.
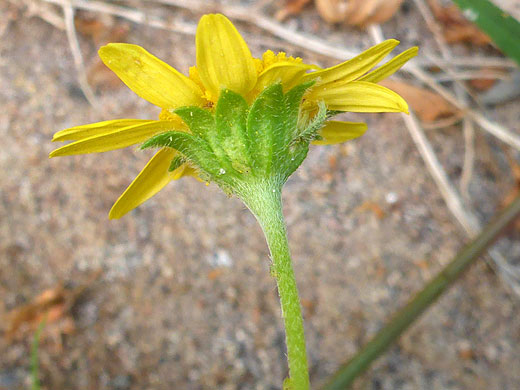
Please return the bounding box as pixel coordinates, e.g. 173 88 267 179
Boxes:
238 180 310 390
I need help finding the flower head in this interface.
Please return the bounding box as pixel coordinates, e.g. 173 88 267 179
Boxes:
50 13 417 219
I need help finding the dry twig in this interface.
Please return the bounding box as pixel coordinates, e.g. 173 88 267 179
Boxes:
433 70 508 83
460 112 476 200
62 2 100 109
412 0 476 199
19 0 65 30
43 0 197 34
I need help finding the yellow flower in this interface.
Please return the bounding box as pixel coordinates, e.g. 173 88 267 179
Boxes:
50 13 417 219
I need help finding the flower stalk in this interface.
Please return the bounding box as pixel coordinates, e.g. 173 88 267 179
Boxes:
238 180 309 390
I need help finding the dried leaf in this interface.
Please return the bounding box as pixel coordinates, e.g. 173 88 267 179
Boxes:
428 0 491 45
74 14 129 45
344 0 380 26
276 0 312 21
6 285 67 340
479 70 520 105
346 0 404 27
315 0 404 26
360 0 405 25
315 0 349 23
380 79 460 122
6 271 101 341
75 17 107 43
468 77 496 91
444 25 492 45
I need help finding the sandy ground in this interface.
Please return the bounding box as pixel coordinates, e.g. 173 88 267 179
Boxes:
1 1 520 389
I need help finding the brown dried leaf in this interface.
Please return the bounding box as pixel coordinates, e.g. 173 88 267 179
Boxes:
315 0 404 26
276 0 313 21
74 13 129 43
444 25 491 46
428 0 491 46
75 17 107 43
6 285 67 340
361 0 405 25
6 271 101 341
468 77 496 91
346 0 404 27
344 0 380 26
315 0 349 23
380 79 460 122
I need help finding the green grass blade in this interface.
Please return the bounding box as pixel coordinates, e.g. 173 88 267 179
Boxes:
31 319 46 390
452 0 520 65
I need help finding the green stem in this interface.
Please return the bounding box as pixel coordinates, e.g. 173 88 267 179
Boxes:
238 180 310 390
31 318 46 390
324 194 520 390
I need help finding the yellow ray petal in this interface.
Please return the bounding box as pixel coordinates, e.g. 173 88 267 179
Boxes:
312 121 367 145
99 43 204 109
109 148 190 219
52 119 152 142
196 14 257 100
255 62 314 92
359 47 419 83
308 81 409 113
49 121 176 157
302 39 400 85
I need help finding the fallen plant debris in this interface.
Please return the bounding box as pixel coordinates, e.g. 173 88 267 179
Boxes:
6 271 101 341
315 0 404 27
314 0 348 23
468 75 497 91
275 0 312 21
75 13 129 46
380 79 461 122
479 70 520 105
427 0 492 45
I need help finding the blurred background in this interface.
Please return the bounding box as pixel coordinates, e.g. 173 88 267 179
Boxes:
1 0 519 389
